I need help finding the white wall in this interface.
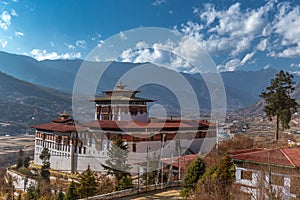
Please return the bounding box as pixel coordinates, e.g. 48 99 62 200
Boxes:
235 167 296 200
6 170 37 192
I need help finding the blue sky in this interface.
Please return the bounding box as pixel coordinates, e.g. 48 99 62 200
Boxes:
0 0 300 73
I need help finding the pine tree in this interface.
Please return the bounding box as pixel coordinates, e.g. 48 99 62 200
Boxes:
216 154 235 198
39 148 51 181
77 165 98 198
180 156 206 198
16 149 24 169
63 181 78 200
24 156 31 168
260 70 299 141
118 176 133 190
141 152 161 185
101 137 132 191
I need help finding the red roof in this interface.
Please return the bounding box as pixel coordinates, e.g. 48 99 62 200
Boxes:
230 148 264 155
83 120 196 130
230 148 300 168
32 123 81 132
161 154 199 170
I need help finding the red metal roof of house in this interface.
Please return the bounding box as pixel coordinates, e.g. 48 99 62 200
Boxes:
230 147 300 168
161 154 199 170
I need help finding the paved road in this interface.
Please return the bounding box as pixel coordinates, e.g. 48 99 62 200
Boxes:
116 187 183 200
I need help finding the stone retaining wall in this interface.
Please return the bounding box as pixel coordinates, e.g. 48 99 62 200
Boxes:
79 181 181 200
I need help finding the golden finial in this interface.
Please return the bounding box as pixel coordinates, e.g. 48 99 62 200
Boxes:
116 81 126 90
60 110 69 119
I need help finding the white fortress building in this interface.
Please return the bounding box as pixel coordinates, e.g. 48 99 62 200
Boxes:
33 83 215 173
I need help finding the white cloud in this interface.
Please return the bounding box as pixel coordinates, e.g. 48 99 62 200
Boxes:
65 43 75 49
15 31 23 36
274 3 300 45
290 71 300 76
1 11 11 24
91 33 101 41
97 40 104 47
217 51 255 72
197 2 269 56
152 0 166 6
217 59 241 72
119 32 127 40
264 64 270 69
290 63 300 68
240 51 256 65
0 11 11 30
10 9 17 16
256 39 268 51
118 37 209 73
277 45 300 57
75 40 86 48
0 40 8 48
29 49 81 61
271 3 300 57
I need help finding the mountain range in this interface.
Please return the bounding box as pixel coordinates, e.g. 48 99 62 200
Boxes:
0 51 299 132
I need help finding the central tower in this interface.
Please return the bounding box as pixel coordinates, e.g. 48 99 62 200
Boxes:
91 82 154 122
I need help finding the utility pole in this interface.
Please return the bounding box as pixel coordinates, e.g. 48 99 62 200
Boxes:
146 145 149 190
137 165 140 193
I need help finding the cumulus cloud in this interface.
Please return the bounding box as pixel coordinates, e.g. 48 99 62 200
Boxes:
15 31 23 36
217 59 241 72
28 49 81 61
75 40 86 48
217 51 255 72
118 36 213 73
194 2 271 56
272 3 300 57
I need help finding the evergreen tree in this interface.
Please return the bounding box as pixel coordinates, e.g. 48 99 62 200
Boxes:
24 156 31 168
101 137 132 191
16 149 24 169
77 165 98 198
216 154 235 199
56 188 64 200
63 181 78 200
260 70 299 141
118 175 133 190
141 152 161 185
39 148 51 181
180 156 206 198
26 184 40 200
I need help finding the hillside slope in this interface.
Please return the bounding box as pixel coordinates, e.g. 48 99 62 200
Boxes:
0 71 71 135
